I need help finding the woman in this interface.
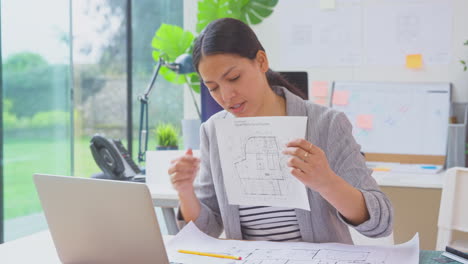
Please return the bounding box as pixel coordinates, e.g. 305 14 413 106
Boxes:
168 18 393 243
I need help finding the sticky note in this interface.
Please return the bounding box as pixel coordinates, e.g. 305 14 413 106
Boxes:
314 98 327 106
332 91 349 106
406 54 423 69
356 114 374 130
311 81 329 97
320 0 336 10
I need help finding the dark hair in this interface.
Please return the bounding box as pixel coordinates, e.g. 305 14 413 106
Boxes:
192 18 306 99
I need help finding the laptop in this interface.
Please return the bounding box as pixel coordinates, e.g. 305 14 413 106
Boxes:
33 174 170 264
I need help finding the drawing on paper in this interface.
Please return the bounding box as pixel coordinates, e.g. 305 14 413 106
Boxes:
233 136 288 196
226 247 384 264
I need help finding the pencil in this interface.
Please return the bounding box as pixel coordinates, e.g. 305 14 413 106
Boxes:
178 249 242 260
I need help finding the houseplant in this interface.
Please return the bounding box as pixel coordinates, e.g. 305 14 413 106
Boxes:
151 0 279 98
155 123 179 150
151 0 278 149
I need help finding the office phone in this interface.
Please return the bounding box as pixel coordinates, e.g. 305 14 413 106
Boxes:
90 135 144 182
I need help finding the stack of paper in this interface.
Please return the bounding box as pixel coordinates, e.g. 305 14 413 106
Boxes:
166 222 420 264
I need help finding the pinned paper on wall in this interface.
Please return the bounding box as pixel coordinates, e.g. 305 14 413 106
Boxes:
311 81 329 97
314 98 328 106
332 90 350 106
406 54 423 69
356 114 374 130
320 0 336 10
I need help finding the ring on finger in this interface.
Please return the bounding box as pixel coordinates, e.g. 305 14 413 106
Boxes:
309 143 313 152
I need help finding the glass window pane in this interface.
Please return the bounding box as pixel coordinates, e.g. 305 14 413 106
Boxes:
1 0 72 241
72 0 127 179
132 0 184 160
131 0 184 236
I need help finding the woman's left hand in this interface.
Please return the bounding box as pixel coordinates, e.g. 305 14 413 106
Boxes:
282 138 338 193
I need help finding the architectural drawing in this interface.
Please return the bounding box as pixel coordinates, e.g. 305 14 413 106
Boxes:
167 222 419 264
227 247 384 264
233 136 288 196
215 116 310 210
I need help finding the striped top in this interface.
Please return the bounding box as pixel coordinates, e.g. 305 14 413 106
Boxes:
239 205 302 242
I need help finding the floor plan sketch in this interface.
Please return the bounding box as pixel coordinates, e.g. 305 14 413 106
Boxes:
167 222 419 264
214 116 310 210
235 136 287 196
225 247 384 264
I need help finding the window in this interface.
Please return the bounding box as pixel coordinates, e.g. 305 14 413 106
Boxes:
131 0 184 159
72 0 127 178
1 0 72 241
1 0 185 242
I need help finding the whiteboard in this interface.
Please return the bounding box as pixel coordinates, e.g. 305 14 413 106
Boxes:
332 82 451 156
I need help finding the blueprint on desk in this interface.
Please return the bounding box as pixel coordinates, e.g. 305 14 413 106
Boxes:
166 222 420 264
215 116 309 210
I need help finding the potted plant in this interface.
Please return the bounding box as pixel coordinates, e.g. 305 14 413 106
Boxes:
150 0 279 107
155 123 179 150
151 0 278 149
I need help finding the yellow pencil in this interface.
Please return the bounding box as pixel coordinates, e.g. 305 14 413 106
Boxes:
178 249 242 260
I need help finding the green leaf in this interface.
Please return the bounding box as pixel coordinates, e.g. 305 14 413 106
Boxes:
160 67 186 84
239 0 278 25
155 123 179 147
464 40 468 46
187 73 201 94
151 24 194 62
196 0 241 33
152 51 160 62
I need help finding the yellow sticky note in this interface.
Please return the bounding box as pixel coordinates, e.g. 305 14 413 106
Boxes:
332 91 350 106
356 114 374 130
314 98 327 106
311 81 329 97
320 0 336 10
406 54 423 69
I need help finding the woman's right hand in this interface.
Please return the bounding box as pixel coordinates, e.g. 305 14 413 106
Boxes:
168 148 200 195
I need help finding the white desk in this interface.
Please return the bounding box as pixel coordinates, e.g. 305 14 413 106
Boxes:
148 186 179 235
371 171 444 189
148 171 444 235
0 229 441 263
0 230 173 263
0 231 59 263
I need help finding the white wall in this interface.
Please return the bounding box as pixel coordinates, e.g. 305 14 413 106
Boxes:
183 0 468 118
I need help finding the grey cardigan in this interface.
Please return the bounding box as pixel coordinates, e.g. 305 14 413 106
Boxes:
178 86 393 244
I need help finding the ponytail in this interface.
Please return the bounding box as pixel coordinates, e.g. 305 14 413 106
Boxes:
266 69 307 100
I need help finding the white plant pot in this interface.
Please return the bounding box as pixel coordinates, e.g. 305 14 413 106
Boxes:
181 118 201 150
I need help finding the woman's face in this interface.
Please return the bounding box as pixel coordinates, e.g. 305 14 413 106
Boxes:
198 51 271 117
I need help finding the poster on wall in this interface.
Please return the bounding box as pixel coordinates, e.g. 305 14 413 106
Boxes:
278 0 363 68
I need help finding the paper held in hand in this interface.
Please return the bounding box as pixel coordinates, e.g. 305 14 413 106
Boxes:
215 116 310 210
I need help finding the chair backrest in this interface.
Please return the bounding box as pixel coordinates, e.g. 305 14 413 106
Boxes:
436 167 468 250
438 167 468 232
